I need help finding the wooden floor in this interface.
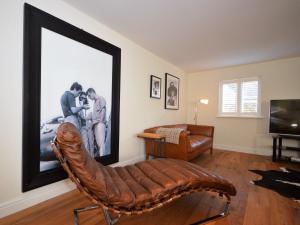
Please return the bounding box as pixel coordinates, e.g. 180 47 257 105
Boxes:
1 150 300 225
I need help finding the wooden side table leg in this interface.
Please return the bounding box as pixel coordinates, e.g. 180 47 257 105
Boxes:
161 137 166 157
157 137 165 157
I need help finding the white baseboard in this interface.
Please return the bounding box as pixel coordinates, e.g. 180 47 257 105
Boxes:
214 144 300 157
0 180 75 218
0 154 145 219
213 144 272 156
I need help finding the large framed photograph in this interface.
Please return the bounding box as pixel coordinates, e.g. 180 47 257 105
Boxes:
165 73 180 109
22 4 121 191
150 75 161 99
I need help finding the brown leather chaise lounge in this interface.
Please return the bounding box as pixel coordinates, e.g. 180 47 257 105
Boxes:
52 123 236 225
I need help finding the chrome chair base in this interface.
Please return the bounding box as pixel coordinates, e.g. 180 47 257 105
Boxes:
73 205 119 225
73 202 229 225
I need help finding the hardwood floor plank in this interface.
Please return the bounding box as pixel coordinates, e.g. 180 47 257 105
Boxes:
1 150 299 225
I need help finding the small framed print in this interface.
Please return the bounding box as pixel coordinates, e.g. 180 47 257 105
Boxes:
150 75 161 99
165 73 179 110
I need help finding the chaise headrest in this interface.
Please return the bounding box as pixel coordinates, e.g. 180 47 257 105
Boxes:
55 122 108 202
56 122 81 145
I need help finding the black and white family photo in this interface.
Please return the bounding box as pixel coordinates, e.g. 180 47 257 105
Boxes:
39 28 113 172
23 5 121 191
60 84 111 157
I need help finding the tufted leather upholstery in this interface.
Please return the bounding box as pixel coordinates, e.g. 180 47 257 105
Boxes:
55 123 235 211
144 124 214 161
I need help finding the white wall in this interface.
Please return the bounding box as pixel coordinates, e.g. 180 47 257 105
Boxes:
187 57 300 155
0 0 186 217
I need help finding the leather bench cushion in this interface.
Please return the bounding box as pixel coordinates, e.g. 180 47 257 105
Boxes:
109 159 236 209
57 123 236 210
188 135 212 152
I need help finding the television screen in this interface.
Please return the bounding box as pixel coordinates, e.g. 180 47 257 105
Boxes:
269 99 300 136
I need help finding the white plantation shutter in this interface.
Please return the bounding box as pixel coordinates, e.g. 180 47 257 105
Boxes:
219 78 260 117
241 80 258 113
222 82 238 113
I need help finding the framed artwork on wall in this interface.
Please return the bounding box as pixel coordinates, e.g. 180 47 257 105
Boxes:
150 75 161 99
165 73 179 110
22 4 121 191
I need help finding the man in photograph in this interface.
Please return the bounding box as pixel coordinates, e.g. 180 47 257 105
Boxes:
86 88 107 157
167 92 176 106
167 81 177 106
78 92 94 157
60 82 89 129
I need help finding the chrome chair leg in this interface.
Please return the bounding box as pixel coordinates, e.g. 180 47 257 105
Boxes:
189 202 230 225
72 201 228 225
103 208 120 225
73 205 99 225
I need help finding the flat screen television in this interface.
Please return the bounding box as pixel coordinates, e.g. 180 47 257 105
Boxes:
269 99 300 136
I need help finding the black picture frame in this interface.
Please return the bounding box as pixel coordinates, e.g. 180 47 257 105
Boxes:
150 75 161 99
165 73 179 110
22 4 121 192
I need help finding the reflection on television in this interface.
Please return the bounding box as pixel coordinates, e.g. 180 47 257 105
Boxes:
269 99 300 136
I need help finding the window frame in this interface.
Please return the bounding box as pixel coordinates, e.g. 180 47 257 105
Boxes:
218 77 261 118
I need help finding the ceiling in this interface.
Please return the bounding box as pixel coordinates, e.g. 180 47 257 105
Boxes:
63 0 300 73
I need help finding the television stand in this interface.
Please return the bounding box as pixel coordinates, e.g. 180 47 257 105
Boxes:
272 134 300 162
